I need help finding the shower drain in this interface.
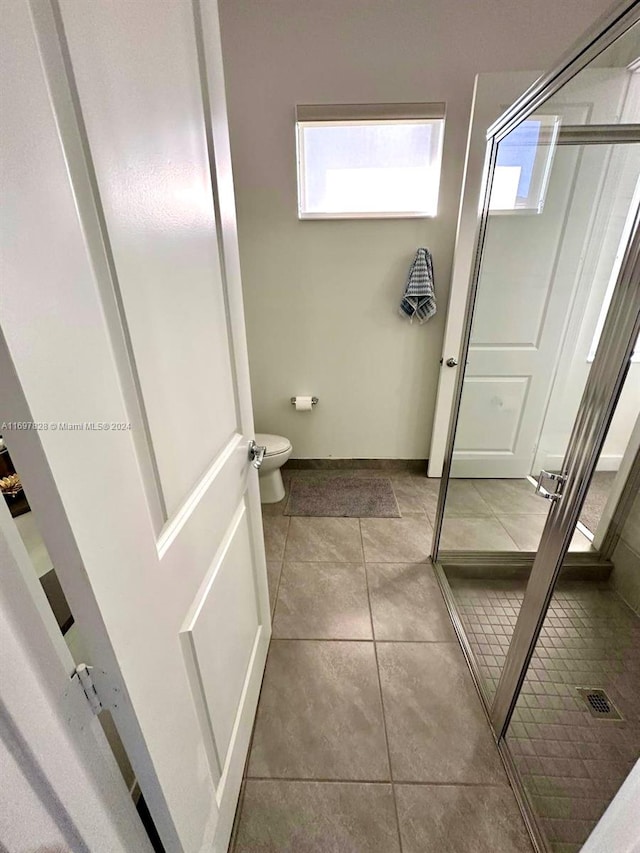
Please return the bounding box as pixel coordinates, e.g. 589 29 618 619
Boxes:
576 688 622 720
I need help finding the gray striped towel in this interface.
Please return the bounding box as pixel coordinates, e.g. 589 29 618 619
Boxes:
399 248 436 324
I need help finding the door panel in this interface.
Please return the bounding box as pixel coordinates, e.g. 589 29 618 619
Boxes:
58 0 238 517
1 2 270 852
181 503 260 784
456 376 530 453
472 145 582 350
455 94 618 478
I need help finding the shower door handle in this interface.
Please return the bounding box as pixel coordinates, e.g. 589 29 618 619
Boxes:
535 470 566 502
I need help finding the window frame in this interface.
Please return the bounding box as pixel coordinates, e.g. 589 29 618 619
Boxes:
489 113 561 215
295 102 446 220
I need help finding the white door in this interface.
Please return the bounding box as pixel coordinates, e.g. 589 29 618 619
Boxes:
428 72 537 478
429 70 633 479
1 2 270 852
0 497 153 853
533 158 640 475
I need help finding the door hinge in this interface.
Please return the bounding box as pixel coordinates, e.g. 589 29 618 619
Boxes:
73 663 104 715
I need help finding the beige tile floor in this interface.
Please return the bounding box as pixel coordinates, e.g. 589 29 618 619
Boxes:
232 471 535 852
263 470 593 553
424 475 591 552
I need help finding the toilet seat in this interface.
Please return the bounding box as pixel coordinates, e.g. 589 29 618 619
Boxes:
255 433 291 457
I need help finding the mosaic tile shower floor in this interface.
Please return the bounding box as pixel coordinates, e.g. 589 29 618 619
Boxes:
450 577 640 852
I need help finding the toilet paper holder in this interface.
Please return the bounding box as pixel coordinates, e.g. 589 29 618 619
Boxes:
290 396 319 406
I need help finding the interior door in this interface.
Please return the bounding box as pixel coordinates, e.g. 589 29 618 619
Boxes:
532 151 640 477
430 70 633 479
428 71 537 478
0 2 270 852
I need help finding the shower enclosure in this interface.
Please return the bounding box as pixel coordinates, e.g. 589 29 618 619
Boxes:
431 3 640 851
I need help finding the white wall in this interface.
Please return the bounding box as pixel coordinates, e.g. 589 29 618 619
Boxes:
611 485 640 614
218 0 612 459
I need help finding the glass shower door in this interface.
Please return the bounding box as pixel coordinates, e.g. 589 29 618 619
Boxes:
432 16 640 710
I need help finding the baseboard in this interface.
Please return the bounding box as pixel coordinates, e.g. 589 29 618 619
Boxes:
441 552 613 582
284 458 427 472
538 453 622 472
610 539 640 616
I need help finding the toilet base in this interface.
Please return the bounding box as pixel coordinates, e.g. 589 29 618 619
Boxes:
259 469 285 504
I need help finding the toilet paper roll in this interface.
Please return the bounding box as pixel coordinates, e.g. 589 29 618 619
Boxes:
293 396 314 411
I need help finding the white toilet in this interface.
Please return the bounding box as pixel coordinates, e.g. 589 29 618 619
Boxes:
255 433 292 503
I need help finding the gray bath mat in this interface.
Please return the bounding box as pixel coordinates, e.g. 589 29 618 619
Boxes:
579 470 616 534
285 476 401 518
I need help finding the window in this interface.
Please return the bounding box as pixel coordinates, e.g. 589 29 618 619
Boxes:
296 104 445 219
489 115 560 214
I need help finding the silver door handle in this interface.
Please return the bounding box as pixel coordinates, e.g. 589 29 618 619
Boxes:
535 470 566 502
248 440 266 470
445 357 458 367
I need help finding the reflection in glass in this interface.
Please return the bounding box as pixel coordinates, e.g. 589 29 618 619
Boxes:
442 136 639 558
490 115 559 213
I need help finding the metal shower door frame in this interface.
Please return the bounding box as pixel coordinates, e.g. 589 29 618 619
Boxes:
430 0 640 741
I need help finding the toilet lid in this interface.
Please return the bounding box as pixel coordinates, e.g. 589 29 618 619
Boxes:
255 433 291 456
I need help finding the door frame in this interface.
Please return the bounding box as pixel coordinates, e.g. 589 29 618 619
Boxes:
0 328 182 847
0 490 154 852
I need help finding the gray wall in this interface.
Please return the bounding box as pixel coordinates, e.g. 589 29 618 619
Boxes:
218 0 611 459
611 489 640 615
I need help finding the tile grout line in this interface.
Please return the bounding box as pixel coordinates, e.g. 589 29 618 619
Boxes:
270 557 431 564
268 637 461 644
267 481 289 608
228 779 246 853
243 775 514 787
235 508 290 848
360 518 405 853
270 521 287 621
492 512 525 552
